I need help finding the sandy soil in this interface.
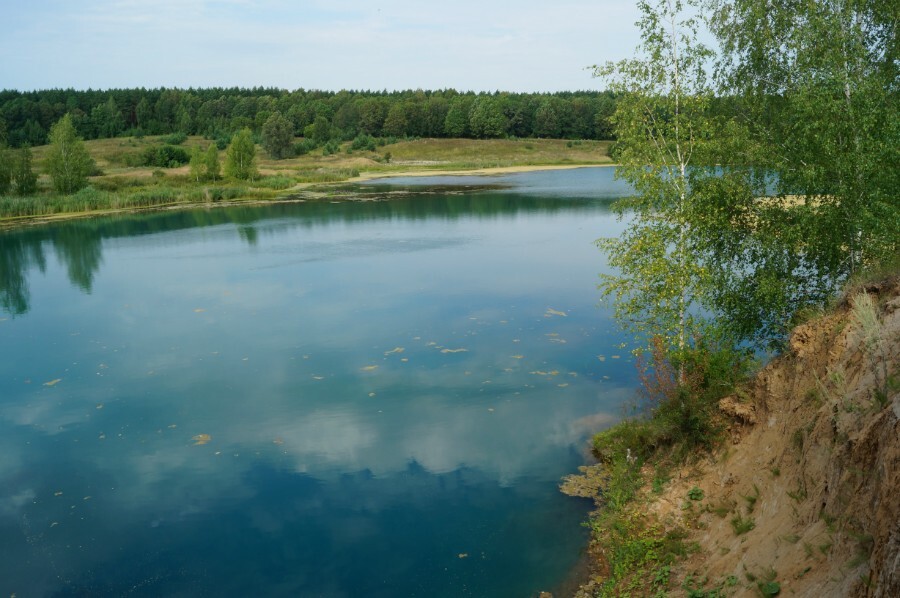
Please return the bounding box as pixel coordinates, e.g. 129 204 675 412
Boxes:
648 278 900 596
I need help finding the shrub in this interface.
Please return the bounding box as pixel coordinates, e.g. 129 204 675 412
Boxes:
140 145 190 168
350 133 377 152
162 132 187 145
322 140 341 155
293 138 318 156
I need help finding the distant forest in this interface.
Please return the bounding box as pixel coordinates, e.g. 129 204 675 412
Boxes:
0 88 620 147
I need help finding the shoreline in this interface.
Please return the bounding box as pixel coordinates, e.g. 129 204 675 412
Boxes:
0 163 617 231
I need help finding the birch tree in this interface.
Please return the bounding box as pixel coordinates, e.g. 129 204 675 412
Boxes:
224 128 257 180
45 114 93 194
595 0 719 361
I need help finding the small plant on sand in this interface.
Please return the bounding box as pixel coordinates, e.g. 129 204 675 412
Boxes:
731 514 756 535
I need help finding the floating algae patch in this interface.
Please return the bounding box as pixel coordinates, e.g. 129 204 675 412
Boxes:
192 434 212 446
545 308 567 318
44 378 62 386
384 347 405 356
361 365 379 371
440 348 468 354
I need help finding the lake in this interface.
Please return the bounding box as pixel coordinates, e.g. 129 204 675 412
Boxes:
0 166 637 597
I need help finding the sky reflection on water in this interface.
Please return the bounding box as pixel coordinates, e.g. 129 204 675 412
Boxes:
0 168 637 596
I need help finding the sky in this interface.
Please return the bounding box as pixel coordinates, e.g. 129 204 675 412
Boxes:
2 0 643 92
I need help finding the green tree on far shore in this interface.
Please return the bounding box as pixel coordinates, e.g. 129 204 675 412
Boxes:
189 146 205 182
205 145 220 181
45 114 94 194
13 146 38 196
0 144 11 195
261 112 294 159
224 128 257 180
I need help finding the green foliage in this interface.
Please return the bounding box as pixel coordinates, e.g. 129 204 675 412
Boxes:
687 486 704 501
0 145 11 195
699 0 900 347
730 514 755 535
595 0 722 357
204 145 220 181
261 111 294 159
189 146 205 182
293 138 318 156
468 96 508 139
293 167 359 184
251 175 296 190
444 97 473 137
322 140 341 156
350 133 376 152
382 103 408 138
139 145 190 168
92 97 125 138
161 132 187 145
224 128 257 180
45 114 94 194
13 146 38 196
305 116 332 145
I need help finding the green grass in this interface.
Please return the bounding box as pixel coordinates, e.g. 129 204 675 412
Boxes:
565 335 753 595
731 514 756 535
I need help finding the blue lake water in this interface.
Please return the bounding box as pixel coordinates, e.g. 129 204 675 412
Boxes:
0 166 637 596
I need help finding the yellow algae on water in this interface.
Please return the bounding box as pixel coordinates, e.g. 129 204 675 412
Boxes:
192 434 212 446
545 308 567 317
511 355 524 360
44 379 62 386
597 355 606 362
384 347 405 356
361 365 379 371
440 348 468 354
193 308 205 313
273 438 284 445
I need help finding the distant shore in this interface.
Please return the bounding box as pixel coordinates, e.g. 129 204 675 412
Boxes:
1 137 615 229
1 162 616 230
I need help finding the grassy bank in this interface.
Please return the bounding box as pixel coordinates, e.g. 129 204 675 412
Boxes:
1 136 612 225
561 337 753 597
564 257 900 597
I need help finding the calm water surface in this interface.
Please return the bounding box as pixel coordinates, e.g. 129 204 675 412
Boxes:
0 167 637 596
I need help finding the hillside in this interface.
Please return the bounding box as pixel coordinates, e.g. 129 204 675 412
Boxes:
569 275 899 597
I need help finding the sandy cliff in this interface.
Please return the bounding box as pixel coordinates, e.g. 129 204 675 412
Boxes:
654 277 900 596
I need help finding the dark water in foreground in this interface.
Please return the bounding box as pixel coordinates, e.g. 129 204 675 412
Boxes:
0 167 637 596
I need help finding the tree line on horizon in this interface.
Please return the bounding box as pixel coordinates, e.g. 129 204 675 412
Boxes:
0 88 621 148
